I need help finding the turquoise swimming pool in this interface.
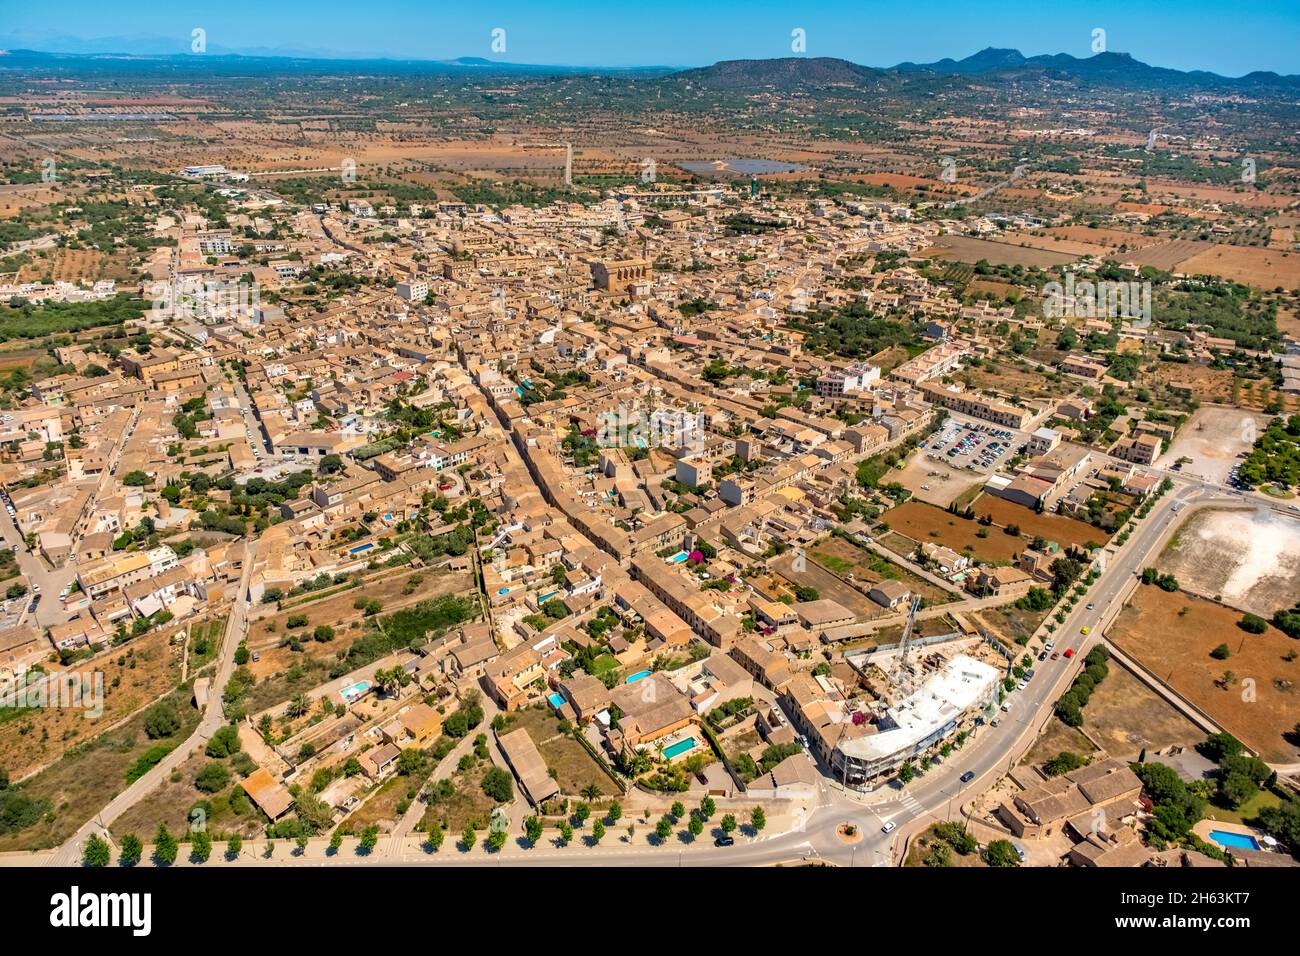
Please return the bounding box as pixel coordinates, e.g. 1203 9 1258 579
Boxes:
340 679 371 703
662 738 697 760
547 692 566 709
624 670 652 684
670 551 689 563
1208 829 1260 851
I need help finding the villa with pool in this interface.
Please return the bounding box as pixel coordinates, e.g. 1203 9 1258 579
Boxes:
602 675 705 767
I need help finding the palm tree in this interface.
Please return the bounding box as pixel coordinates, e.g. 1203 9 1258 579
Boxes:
581 783 601 802
286 693 311 719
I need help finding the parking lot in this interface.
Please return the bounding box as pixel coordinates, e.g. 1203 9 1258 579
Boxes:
923 417 1023 476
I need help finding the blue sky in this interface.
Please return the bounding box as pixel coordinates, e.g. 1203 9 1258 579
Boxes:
2 0 1297 75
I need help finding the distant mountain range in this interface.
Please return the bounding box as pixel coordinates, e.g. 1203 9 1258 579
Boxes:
0 43 1294 89
672 48 1299 90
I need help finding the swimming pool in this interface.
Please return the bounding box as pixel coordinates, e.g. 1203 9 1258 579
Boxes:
1208 829 1260 851
662 738 697 760
547 692 566 709
348 542 374 554
670 551 689 563
340 680 371 703
624 670 652 684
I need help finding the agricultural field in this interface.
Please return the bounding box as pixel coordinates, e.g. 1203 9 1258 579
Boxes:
498 706 617 798
1045 225 1167 251
1157 507 1300 617
1109 586 1299 763
807 534 955 606
1177 244 1300 291
770 549 882 619
1122 238 1214 271
920 235 1078 269
882 501 1023 564
972 497 1110 551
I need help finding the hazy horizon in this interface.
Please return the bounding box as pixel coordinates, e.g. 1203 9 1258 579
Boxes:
2 0 1298 76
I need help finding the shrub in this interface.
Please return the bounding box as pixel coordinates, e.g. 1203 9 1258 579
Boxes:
195 762 230 793
143 702 181 739
1238 613 1267 634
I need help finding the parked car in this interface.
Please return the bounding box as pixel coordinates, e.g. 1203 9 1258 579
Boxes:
1037 651 1048 662
714 835 735 847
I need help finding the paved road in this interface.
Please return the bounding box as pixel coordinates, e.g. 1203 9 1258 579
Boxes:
866 479 1209 856
48 539 257 866
1 405 140 629
31 461 1221 870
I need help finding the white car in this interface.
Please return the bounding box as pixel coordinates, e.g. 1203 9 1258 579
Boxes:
1016 680 1027 691
881 821 897 834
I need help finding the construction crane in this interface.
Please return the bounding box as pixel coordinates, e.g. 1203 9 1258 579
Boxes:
891 595 924 689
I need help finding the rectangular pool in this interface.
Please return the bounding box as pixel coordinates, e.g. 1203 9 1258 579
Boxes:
662 738 697 760
1208 829 1260 851
547 692 566 709
340 680 371 703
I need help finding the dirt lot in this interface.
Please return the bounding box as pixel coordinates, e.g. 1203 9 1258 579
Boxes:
342 769 425 834
1023 717 1098 768
958 359 1062 402
1109 586 1300 763
974 604 1052 648
1157 506 1300 616
0 628 185 779
893 450 984 507
1083 659 1204 761
1157 405 1267 483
